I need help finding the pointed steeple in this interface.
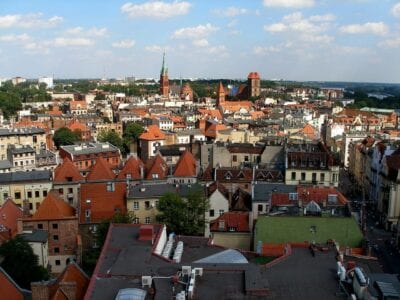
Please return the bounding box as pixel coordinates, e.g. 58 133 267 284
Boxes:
161 51 168 76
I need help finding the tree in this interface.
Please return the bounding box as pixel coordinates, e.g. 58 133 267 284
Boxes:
53 127 80 148
0 236 49 289
97 130 124 154
156 190 208 235
122 122 144 153
0 92 22 118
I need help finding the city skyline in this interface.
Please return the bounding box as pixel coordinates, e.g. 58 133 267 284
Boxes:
1 0 400 83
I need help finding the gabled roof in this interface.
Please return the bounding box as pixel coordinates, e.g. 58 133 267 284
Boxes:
0 266 31 300
117 156 144 180
145 154 169 180
31 191 76 220
68 120 88 132
210 211 250 232
139 125 165 141
53 262 89 300
0 199 23 238
54 158 84 183
86 157 115 181
173 150 197 177
204 123 227 138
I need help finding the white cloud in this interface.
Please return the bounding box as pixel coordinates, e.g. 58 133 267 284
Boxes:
121 1 191 18
192 39 209 47
300 34 334 44
112 39 136 48
0 13 62 28
264 23 287 32
66 27 108 37
339 22 388 36
227 19 238 28
379 37 400 48
263 0 314 8
0 33 31 42
392 3 400 18
172 23 218 39
335 46 370 54
253 45 280 55
264 12 331 34
213 7 247 17
145 45 173 53
53 37 94 47
204 45 228 56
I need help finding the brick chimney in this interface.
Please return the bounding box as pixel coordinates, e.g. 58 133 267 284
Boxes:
31 282 50 300
60 282 77 300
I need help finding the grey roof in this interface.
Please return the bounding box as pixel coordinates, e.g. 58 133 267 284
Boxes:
0 160 12 169
253 183 297 202
19 230 48 243
127 182 204 199
7 145 35 154
36 149 56 159
60 142 119 155
194 249 248 264
176 129 204 136
0 170 52 184
0 127 45 136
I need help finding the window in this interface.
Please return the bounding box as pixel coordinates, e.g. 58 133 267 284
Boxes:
332 173 338 182
37 223 43 229
232 155 237 162
291 172 296 180
244 155 249 162
14 192 21 200
3 193 8 199
106 182 115 192
85 209 91 218
145 201 150 209
43 190 47 197
152 173 159 179
126 174 132 180
312 173 317 182
301 173 306 181
52 223 58 229
55 260 61 266
145 217 151 224
66 176 73 182
289 193 298 201
228 227 236 232
53 235 59 240
68 188 73 193
54 247 60 253
33 136 37 143
209 209 215 217
29 203 33 210
59 188 64 195
219 209 224 216
27 191 32 198
35 191 40 198
133 202 139 210
327 194 338 204
320 173 325 182
258 204 263 212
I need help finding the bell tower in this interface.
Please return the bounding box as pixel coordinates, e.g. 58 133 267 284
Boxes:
160 52 169 97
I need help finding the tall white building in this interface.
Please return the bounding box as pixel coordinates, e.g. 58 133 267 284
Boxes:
38 76 53 88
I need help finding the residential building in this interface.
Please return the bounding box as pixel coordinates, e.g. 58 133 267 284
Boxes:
18 191 79 274
18 229 49 267
139 125 166 161
0 127 46 159
204 184 229 237
7 145 36 171
59 142 121 174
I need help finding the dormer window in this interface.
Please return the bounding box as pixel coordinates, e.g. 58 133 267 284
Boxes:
106 182 115 192
66 176 73 182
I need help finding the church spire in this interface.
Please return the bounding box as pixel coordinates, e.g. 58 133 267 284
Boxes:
161 51 168 76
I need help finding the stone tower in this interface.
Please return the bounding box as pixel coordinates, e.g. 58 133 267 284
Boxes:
160 52 169 97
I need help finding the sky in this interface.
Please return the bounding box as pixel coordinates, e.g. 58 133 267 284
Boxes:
1 0 400 83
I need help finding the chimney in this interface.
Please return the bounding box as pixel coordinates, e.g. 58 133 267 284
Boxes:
31 282 50 300
22 199 31 217
59 282 77 300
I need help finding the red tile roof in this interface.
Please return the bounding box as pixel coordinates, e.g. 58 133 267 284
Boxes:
52 263 89 300
145 154 169 180
117 156 144 180
296 186 348 205
54 158 84 183
139 125 165 141
0 267 25 300
0 199 23 238
204 123 227 138
68 120 88 132
173 151 197 177
210 211 249 232
80 182 126 223
86 157 115 181
197 109 223 120
31 191 76 220
248 72 260 79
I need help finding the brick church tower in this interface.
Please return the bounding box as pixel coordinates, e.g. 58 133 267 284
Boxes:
216 81 225 107
247 72 261 98
160 52 169 97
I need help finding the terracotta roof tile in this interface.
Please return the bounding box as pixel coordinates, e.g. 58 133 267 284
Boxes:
173 151 197 177
54 158 84 183
0 267 26 300
248 72 260 79
0 199 23 237
80 182 126 223
145 154 169 180
31 191 76 220
139 125 165 141
117 156 144 180
52 263 89 300
86 157 115 181
210 211 249 232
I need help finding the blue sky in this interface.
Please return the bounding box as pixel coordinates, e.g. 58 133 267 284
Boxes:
1 0 400 82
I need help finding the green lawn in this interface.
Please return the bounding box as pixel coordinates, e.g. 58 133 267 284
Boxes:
255 216 363 248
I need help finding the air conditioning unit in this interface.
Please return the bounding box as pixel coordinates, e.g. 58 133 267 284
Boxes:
141 276 152 288
182 266 191 276
194 268 203 276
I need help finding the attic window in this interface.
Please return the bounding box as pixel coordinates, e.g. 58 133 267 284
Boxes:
327 194 338 204
218 220 225 231
289 193 298 201
238 171 245 179
106 182 115 192
66 176 73 182
224 171 232 180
